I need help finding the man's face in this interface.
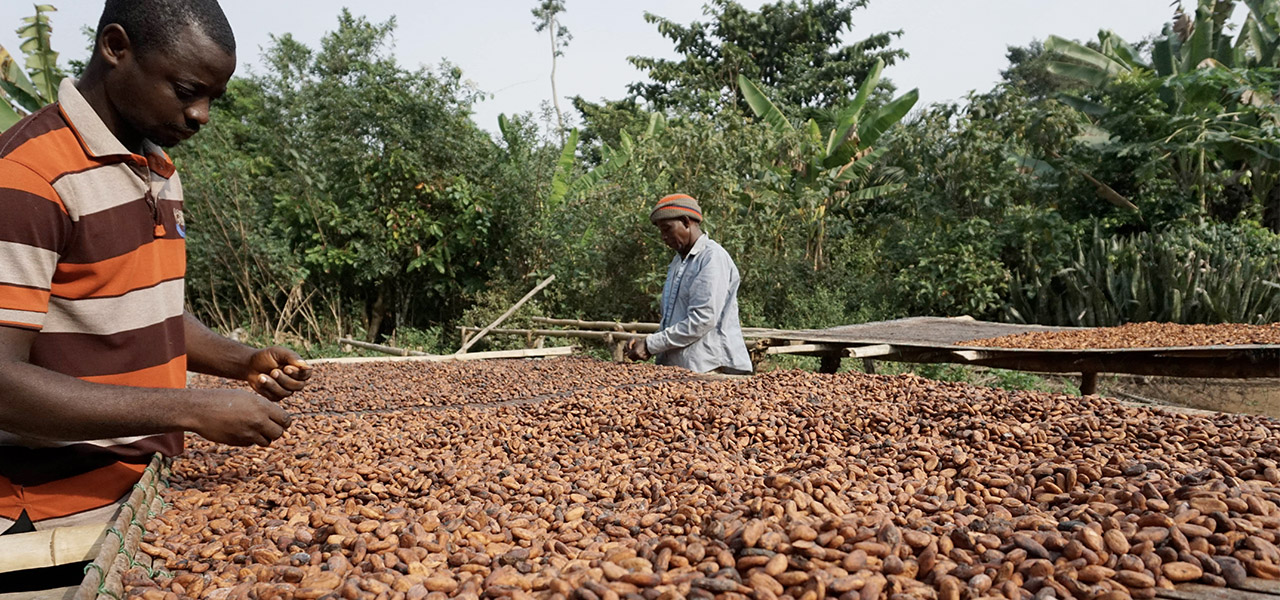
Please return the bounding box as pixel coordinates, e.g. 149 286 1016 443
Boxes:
105 24 235 148
657 217 695 252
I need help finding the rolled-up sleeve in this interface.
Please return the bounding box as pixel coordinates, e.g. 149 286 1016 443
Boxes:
646 252 729 356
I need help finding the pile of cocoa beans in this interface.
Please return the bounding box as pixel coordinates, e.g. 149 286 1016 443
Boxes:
129 358 1280 600
962 322 1280 350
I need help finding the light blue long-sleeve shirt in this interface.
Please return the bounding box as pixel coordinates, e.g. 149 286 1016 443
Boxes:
645 234 753 373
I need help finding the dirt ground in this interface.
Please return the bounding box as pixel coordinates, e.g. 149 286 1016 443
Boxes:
1102 374 1280 419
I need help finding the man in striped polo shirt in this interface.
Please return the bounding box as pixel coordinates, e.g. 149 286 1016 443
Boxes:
0 0 311 535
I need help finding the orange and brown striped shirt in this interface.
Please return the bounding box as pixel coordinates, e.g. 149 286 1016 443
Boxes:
0 79 187 530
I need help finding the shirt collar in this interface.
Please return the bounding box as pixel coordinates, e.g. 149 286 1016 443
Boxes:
685 233 710 258
57 78 177 178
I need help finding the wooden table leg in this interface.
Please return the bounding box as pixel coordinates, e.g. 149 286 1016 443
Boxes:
1081 372 1099 396
819 355 842 374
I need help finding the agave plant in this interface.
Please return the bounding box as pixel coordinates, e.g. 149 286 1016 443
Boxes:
1009 224 1280 326
1 4 64 130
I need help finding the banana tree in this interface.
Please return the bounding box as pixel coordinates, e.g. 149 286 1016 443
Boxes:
1 4 64 130
1046 0 1280 85
543 111 665 207
738 58 918 267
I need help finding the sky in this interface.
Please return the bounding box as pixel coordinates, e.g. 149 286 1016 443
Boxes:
1 1 1197 133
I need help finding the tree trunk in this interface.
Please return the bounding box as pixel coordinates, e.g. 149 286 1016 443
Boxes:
550 18 564 140
366 288 387 343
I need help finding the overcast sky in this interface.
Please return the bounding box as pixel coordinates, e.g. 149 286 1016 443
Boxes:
1 1 1197 132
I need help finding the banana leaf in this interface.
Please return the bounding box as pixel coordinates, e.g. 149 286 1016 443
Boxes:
832 146 888 185
547 128 579 207
826 58 884 158
855 88 918 151
738 74 792 133
1046 35 1132 79
0 97 22 130
1182 4 1215 73
1046 61 1113 87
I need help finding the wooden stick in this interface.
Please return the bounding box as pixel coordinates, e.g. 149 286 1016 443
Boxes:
530 317 776 337
0 523 108 573
460 326 764 351
460 327 648 342
532 317 658 332
0 585 80 600
313 346 576 365
764 343 844 355
951 350 984 362
338 337 428 357
846 344 895 358
457 275 556 354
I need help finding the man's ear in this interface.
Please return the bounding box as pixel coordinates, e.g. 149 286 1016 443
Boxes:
96 23 133 68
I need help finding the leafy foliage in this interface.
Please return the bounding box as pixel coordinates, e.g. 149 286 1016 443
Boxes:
181 12 504 343
1 4 64 129
1010 223 1280 326
628 0 906 115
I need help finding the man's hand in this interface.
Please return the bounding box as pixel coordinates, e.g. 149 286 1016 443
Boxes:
246 346 312 401
625 338 651 361
189 389 292 447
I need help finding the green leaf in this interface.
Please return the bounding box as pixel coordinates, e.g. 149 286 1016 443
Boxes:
1008 152 1058 176
643 111 665 137
832 146 888 184
1153 36 1177 76
1183 4 1214 72
547 128 579 207
842 183 904 202
737 74 792 133
856 88 917 149
805 118 822 148
1045 61 1112 87
837 58 883 129
0 79 43 113
0 96 23 130
1046 35 1131 78
1055 93 1110 117
0 44 40 102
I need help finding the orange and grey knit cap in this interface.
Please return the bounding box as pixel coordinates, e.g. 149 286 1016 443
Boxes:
649 194 703 224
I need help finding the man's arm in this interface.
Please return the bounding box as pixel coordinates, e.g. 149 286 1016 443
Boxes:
645 253 731 356
0 326 290 446
184 312 311 401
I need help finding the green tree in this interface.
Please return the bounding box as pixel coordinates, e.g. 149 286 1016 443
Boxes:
1044 0 1280 229
738 58 918 267
181 11 502 343
1 4 64 129
627 0 906 115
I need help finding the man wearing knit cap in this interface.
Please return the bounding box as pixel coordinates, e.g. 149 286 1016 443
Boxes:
625 194 753 374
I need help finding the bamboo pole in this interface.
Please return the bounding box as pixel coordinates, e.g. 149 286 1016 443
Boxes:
457 275 556 354
530 317 776 337
460 327 648 342
338 337 429 357
459 326 764 350
531 317 659 332
0 523 109 573
312 346 576 365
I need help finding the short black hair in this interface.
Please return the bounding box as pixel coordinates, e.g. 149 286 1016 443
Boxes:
97 0 235 57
